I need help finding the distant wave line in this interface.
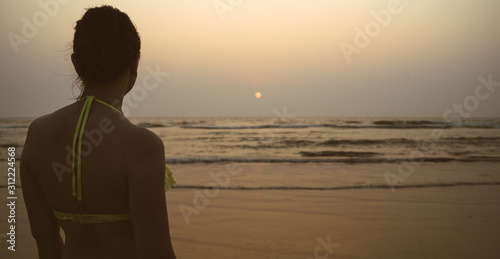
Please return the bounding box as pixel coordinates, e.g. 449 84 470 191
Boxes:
180 122 500 130
164 156 500 164
2 120 499 130
4 182 499 190
0 125 29 129
171 182 500 190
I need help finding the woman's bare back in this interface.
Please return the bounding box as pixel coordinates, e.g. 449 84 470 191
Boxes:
21 99 174 258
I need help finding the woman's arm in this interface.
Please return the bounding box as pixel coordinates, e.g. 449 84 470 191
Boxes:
127 128 176 259
20 123 63 259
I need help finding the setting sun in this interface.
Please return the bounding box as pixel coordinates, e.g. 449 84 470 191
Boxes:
255 92 262 99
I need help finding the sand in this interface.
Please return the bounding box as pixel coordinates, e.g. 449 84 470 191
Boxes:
1 185 500 258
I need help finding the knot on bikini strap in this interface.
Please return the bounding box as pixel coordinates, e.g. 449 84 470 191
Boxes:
75 213 90 224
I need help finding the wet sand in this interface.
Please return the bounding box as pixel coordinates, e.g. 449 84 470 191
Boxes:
1 185 500 258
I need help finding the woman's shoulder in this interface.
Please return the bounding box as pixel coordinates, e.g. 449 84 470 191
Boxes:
22 113 60 159
121 125 165 175
28 101 80 129
125 125 164 151
25 107 75 142
26 113 57 136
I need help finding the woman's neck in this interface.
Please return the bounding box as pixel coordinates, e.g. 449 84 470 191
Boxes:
81 91 124 112
79 72 133 112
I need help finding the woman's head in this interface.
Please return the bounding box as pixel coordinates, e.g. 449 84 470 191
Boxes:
72 5 140 97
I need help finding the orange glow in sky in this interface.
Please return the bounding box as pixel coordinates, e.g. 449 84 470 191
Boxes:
1 1 499 117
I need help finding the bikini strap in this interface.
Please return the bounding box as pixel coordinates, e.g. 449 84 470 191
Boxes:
72 96 94 204
81 96 122 114
93 98 122 114
72 96 122 208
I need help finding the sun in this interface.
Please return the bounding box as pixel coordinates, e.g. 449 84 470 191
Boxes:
255 92 262 99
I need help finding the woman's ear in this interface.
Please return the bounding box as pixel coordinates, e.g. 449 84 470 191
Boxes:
71 53 81 78
130 56 139 76
125 58 139 95
71 53 80 76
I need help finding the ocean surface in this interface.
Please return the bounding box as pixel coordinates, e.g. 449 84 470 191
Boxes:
1 117 500 190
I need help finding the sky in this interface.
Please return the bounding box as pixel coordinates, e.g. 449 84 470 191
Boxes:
1 0 499 118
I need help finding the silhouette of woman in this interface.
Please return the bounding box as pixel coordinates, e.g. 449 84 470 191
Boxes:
20 5 176 258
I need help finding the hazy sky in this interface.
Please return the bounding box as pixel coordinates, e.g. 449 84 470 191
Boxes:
1 0 499 117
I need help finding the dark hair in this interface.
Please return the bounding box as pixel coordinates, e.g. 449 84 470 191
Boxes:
72 5 141 98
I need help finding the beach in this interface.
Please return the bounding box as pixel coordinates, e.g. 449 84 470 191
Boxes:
2 163 500 258
2 0 500 257
169 185 500 259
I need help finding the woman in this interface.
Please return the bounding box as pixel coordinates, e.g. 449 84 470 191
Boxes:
20 5 176 259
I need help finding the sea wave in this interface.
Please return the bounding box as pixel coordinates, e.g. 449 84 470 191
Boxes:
180 120 500 130
0 125 29 129
3 156 498 163
3 182 499 190
320 138 415 147
136 123 168 128
3 119 499 130
231 136 500 149
170 182 500 190
165 156 500 164
0 144 22 148
447 136 500 142
299 151 379 157
321 136 500 146
181 124 326 129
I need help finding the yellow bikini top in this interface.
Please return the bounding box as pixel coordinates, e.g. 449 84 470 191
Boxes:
52 96 175 224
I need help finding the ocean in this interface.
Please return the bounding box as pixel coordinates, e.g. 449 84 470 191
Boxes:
1 117 500 190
